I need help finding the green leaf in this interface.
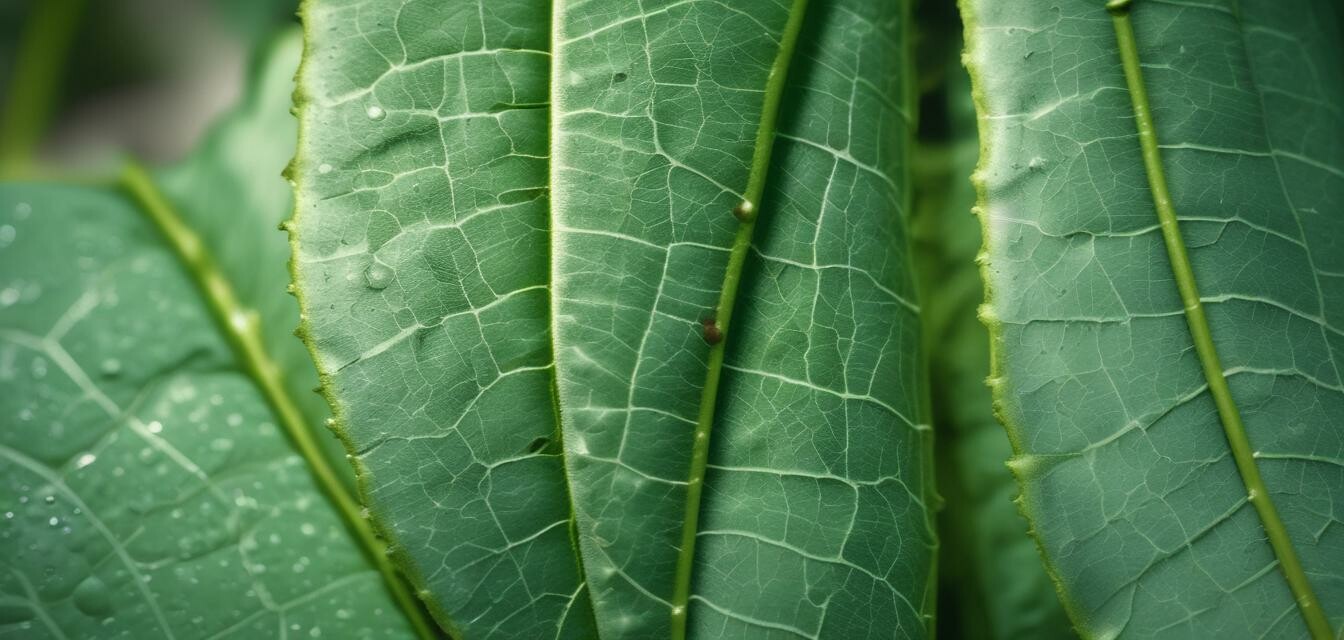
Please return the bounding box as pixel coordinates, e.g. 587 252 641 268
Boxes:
156 32 354 492
962 0 1344 636
910 38 1072 640
0 182 419 640
0 33 429 639
291 0 935 637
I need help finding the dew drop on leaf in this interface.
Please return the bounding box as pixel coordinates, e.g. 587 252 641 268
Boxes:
366 105 386 120
363 261 393 290
73 576 114 618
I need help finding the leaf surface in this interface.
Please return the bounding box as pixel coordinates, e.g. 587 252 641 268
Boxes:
963 0 1344 636
551 1 935 637
910 41 1071 640
292 0 936 637
0 33 423 639
290 2 593 638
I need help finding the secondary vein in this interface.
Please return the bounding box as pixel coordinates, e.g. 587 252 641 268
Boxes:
1106 2 1333 637
667 1 811 636
120 164 439 640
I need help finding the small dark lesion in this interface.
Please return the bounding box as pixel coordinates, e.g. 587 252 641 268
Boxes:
701 314 722 345
525 436 558 455
486 101 549 112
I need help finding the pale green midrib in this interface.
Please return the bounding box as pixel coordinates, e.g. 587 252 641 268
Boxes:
118 163 439 640
0 0 84 179
546 3 608 637
666 1 812 637
1106 2 1333 638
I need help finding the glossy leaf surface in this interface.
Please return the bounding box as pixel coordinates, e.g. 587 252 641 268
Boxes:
291 0 935 637
963 0 1344 636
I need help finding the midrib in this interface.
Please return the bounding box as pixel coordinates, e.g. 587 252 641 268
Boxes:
666 0 812 638
119 164 439 640
1105 1 1333 637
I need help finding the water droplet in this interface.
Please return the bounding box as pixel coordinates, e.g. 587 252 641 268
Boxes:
230 310 251 332
100 358 121 376
147 420 164 434
48 517 59 527
73 576 114 618
318 163 333 174
300 523 317 536
0 225 15 248
363 261 393 290
366 105 386 120
1028 157 1046 171
210 438 234 452
75 453 97 469
0 288 19 307
13 202 31 219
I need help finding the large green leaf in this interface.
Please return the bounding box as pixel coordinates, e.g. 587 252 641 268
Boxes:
910 37 1071 640
0 33 426 639
963 0 1344 636
291 0 935 637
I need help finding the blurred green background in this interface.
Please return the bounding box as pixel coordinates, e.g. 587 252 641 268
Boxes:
1 0 297 171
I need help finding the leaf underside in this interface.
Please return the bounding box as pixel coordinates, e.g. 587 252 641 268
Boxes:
964 0 1344 636
291 0 935 638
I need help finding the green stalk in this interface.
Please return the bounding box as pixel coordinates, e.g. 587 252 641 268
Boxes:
668 1 810 636
120 164 439 640
0 0 84 177
1107 2 1332 637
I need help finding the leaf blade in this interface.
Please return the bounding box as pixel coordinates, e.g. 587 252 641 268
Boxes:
0 180 415 639
289 2 594 637
551 0 935 637
910 32 1073 639
963 0 1344 635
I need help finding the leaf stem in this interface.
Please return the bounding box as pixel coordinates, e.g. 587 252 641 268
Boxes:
668 0 810 636
1108 4 1332 638
119 163 440 640
0 0 84 178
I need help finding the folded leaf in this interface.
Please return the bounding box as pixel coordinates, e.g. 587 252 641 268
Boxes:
963 0 1344 636
291 0 936 637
